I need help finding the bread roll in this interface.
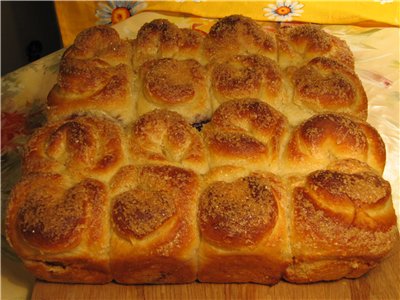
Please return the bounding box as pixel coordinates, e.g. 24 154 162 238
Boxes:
285 159 399 283
210 54 287 111
203 98 289 173
291 57 368 120
6 173 111 283
48 26 135 123
283 113 386 175
109 164 200 283
132 19 205 68
277 24 354 69
47 58 135 123
63 25 133 65
198 166 291 284
137 58 211 123
204 15 277 62
130 109 209 174
23 115 127 182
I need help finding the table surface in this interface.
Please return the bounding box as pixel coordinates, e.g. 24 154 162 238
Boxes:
1 12 399 300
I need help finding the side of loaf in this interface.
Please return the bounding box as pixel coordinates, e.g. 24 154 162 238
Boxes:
6 15 399 285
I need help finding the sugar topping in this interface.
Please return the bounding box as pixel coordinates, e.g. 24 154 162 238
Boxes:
199 175 278 246
112 188 175 239
308 170 390 206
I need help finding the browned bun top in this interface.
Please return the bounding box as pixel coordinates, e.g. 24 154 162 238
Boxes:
141 58 207 105
209 98 287 140
50 58 128 98
278 24 354 69
47 57 134 123
9 173 106 252
292 57 367 120
292 159 397 257
130 109 209 174
133 19 205 68
63 25 132 65
199 172 280 248
204 15 277 61
110 164 199 241
203 98 288 171
306 169 393 229
23 115 125 181
211 54 283 106
285 113 386 174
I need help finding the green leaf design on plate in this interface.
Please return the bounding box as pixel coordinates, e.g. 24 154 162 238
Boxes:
1 73 22 100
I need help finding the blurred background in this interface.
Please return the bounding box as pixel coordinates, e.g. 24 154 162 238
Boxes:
1 1 62 76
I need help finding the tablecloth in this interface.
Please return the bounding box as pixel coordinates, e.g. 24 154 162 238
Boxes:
54 1 400 46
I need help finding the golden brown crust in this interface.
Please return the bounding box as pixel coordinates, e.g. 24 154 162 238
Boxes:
6 173 111 283
285 160 398 282
63 25 133 66
210 54 286 110
284 113 386 175
292 57 367 120
130 109 209 174
198 166 291 283
203 98 289 172
109 165 200 283
199 174 278 248
277 24 354 69
47 58 135 123
204 15 277 61
137 58 211 123
132 19 205 68
48 25 135 123
23 115 126 182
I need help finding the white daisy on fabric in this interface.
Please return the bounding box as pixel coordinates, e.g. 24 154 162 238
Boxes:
263 1 304 22
96 1 147 25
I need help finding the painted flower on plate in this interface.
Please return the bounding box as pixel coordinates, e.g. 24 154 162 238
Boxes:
96 1 147 25
264 1 304 22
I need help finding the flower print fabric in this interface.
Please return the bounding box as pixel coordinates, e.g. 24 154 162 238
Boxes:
96 1 148 25
264 1 304 22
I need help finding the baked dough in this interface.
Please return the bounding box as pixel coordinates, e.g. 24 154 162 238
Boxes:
5 15 398 285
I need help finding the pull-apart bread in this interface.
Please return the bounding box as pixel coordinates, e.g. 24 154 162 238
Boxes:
6 15 399 284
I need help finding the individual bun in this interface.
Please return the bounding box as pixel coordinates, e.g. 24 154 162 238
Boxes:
48 26 135 123
23 115 127 182
6 173 111 283
204 15 277 61
202 98 289 173
130 109 209 174
109 164 200 283
137 58 211 123
210 54 287 111
285 159 399 283
198 166 291 284
47 57 135 123
291 57 368 121
132 19 205 68
63 25 133 65
283 113 386 175
277 24 354 69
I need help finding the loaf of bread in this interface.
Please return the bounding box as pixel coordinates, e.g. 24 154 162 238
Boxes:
6 15 399 285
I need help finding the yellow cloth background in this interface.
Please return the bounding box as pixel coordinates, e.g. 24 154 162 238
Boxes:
55 1 399 46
